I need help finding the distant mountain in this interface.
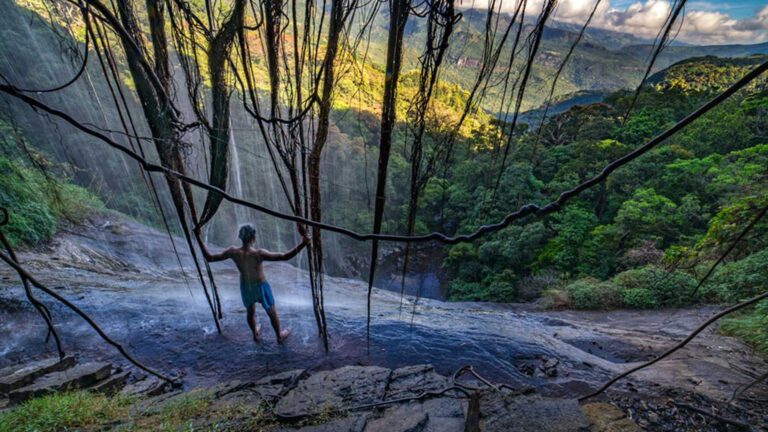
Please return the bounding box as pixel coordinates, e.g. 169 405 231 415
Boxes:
547 20 651 50
621 42 768 71
406 9 768 113
516 90 611 125
646 54 768 93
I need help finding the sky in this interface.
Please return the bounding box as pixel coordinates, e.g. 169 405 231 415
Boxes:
459 0 768 45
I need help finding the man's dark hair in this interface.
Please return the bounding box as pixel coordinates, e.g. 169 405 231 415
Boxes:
238 224 256 245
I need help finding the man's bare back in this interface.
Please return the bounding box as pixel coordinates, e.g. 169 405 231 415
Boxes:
225 247 270 283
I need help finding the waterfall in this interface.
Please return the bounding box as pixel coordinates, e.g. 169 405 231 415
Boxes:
230 118 246 227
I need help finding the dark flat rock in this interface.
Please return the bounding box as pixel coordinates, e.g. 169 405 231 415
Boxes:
0 356 75 394
256 369 307 387
279 413 371 432
365 405 428 432
275 366 391 419
8 361 111 403
223 369 308 404
208 380 254 398
130 390 185 416
384 365 449 400
479 393 591 432
89 371 130 396
365 397 466 432
120 375 169 397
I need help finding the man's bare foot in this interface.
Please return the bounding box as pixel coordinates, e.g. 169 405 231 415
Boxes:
277 329 291 344
253 325 262 343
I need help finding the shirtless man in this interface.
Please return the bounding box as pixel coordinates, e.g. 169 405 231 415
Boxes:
196 224 308 344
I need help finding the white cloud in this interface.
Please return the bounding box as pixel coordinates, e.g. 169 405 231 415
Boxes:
682 10 755 44
735 4 768 31
457 0 768 45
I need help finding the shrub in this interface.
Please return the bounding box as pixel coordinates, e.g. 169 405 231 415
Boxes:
0 156 103 246
517 270 562 301
0 157 57 245
565 278 621 309
447 275 518 303
541 289 569 309
706 250 768 302
613 266 696 307
447 280 484 301
622 288 658 308
655 269 698 306
50 182 105 223
720 300 768 355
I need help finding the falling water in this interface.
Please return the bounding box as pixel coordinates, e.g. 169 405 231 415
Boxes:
229 118 246 227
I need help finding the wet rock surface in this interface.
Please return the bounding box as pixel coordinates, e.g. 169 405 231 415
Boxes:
0 355 75 393
1 215 768 429
8 361 112 403
275 365 391 418
384 364 449 399
2 355 767 431
479 392 591 432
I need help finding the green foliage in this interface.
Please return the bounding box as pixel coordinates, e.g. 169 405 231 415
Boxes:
565 278 621 310
0 391 134 432
649 55 768 94
535 204 597 274
613 266 697 308
0 155 104 246
438 56 767 309
705 250 768 303
446 270 518 302
618 106 674 145
720 300 768 356
621 288 658 309
0 157 55 245
615 188 682 245
695 195 768 255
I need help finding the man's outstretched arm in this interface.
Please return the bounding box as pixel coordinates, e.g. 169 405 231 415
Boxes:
259 236 310 261
194 227 231 262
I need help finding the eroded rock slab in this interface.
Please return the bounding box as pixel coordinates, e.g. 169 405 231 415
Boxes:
279 413 371 432
365 404 428 432
8 362 111 403
130 390 185 416
120 375 169 397
384 365 448 400
90 371 130 396
0 356 75 394
480 393 591 432
275 366 391 419
365 397 467 432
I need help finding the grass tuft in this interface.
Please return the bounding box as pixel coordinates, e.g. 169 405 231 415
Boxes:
0 391 134 432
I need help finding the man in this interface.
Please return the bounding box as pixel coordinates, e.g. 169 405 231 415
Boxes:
196 224 309 344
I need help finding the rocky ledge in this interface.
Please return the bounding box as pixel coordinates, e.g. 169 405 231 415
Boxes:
3 357 766 431
131 363 625 432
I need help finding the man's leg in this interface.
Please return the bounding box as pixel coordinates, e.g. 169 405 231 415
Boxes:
246 303 261 342
266 305 290 343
